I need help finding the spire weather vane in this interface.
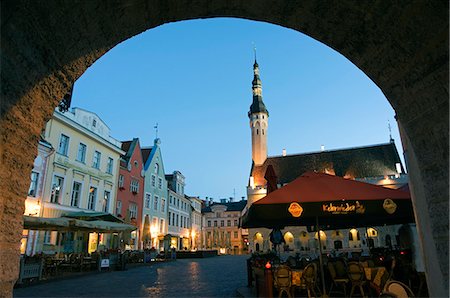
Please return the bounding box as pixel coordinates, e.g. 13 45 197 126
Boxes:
154 123 159 139
388 120 393 141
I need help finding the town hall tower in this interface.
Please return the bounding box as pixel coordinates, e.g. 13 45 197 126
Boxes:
248 59 269 166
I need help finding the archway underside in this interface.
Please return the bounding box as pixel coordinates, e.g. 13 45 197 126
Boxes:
1 1 448 296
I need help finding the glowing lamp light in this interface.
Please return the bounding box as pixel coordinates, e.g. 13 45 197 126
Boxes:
265 261 271 269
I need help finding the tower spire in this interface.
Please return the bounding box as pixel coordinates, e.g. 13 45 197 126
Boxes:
388 120 394 143
253 43 257 63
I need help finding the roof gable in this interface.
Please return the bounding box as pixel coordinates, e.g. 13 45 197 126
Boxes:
251 142 403 186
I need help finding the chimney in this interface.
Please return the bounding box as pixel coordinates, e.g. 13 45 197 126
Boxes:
282 148 287 156
321 145 325 152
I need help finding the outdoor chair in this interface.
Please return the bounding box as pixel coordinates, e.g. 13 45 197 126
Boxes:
297 262 319 298
327 261 348 296
348 261 366 297
380 280 415 298
274 265 292 298
334 259 348 278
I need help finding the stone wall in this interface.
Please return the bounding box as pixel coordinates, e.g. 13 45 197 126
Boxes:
1 1 448 296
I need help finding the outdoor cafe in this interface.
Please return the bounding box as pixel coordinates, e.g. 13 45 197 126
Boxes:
242 172 426 297
17 212 136 285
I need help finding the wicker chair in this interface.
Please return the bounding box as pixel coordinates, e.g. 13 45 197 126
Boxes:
381 280 415 298
348 261 366 297
299 262 319 298
274 265 292 298
327 261 349 296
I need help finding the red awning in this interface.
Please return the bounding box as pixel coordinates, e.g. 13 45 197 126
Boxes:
254 171 410 205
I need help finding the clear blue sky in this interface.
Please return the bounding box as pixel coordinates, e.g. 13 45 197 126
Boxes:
72 18 402 201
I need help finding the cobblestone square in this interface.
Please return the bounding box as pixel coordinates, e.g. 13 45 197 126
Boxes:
14 255 248 297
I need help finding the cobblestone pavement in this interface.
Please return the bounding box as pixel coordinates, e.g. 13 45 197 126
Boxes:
14 255 249 297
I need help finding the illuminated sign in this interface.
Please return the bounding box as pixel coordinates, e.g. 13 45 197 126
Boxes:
288 202 303 217
383 199 397 214
322 201 365 214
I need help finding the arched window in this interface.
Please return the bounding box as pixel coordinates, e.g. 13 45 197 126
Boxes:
349 232 353 241
154 163 159 174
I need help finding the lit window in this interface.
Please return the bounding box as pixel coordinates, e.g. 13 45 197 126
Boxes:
103 191 111 212
28 171 39 197
88 186 97 210
58 134 70 155
70 181 82 207
106 157 114 174
50 176 64 204
77 143 87 163
92 151 101 169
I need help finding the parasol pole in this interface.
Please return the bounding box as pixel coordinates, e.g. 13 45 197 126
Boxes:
316 216 327 297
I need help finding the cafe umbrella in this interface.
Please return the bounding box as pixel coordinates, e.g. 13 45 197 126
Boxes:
242 171 414 297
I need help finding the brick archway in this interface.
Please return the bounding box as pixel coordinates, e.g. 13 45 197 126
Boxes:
1 1 448 296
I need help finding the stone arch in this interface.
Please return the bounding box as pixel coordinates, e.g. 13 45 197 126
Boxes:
1 1 448 296
253 232 264 252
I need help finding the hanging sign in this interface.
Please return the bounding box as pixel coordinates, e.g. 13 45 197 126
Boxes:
288 202 303 217
383 199 397 214
322 201 365 214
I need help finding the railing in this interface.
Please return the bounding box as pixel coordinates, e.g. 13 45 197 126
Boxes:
17 257 44 284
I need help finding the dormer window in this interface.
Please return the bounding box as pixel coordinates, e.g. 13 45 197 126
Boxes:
92 119 97 127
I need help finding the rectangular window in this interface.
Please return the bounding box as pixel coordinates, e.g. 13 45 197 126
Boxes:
70 181 82 207
88 186 97 210
234 219 238 226
160 219 164 233
168 212 172 226
158 178 162 189
76 143 87 163
145 193 151 208
50 175 64 204
92 151 101 169
227 220 231 227
103 191 111 212
118 175 124 188
28 171 39 197
161 198 166 212
176 214 179 226
214 220 217 227
58 134 69 155
129 202 137 219
154 195 159 210
44 231 56 245
106 157 114 174
116 200 122 216
130 179 139 193
151 175 156 187
220 220 224 227
234 231 238 239
172 213 175 226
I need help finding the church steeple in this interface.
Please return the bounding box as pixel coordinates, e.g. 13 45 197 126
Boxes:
248 56 269 166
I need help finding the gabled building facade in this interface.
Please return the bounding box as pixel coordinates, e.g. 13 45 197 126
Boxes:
141 138 168 250
189 196 203 250
166 171 191 250
37 107 124 254
117 138 145 250
201 200 247 255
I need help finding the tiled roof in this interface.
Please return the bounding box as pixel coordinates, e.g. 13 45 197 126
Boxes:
251 142 404 186
141 147 153 164
202 200 247 213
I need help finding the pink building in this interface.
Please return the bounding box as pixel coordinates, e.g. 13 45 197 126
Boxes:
117 138 145 250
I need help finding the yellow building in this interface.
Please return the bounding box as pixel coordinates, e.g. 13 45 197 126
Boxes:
32 107 124 254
